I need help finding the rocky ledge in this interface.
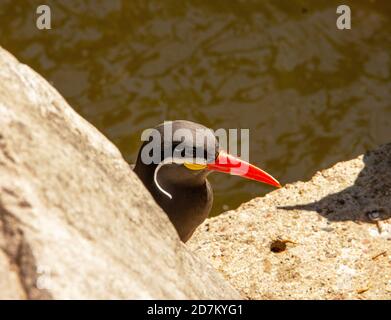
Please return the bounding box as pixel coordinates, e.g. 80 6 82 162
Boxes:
0 47 240 299
189 143 391 299
1 46 390 300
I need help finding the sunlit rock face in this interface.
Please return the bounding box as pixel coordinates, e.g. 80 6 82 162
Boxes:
0 47 240 299
190 143 391 299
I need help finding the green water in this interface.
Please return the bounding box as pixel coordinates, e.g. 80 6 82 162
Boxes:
1 0 391 215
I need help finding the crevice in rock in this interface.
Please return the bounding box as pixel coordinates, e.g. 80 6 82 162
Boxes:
0 204 52 299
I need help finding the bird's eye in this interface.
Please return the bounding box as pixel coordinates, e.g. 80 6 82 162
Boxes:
192 147 210 160
183 147 207 170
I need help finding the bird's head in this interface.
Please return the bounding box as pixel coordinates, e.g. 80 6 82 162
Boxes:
135 120 281 199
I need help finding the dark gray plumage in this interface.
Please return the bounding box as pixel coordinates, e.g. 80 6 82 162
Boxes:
134 120 218 242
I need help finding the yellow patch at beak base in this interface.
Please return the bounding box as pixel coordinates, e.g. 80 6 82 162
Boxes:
184 162 207 170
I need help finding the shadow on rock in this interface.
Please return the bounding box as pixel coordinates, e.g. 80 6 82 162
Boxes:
280 143 391 223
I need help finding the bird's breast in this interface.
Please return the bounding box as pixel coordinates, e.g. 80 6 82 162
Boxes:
155 180 213 242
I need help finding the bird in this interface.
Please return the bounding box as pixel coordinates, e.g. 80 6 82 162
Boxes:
134 120 281 242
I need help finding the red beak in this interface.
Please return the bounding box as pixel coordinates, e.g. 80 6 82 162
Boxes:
207 151 281 188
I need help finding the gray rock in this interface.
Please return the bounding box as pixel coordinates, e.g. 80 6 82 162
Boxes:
0 47 240 299
190 144 391 299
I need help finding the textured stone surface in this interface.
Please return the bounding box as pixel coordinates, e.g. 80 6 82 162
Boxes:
190 144 391 299
0 47 240 299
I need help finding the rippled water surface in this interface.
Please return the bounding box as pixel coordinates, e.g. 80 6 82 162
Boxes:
2 0 391 215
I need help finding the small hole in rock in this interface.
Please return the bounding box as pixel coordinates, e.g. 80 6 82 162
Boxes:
270 240 287 253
